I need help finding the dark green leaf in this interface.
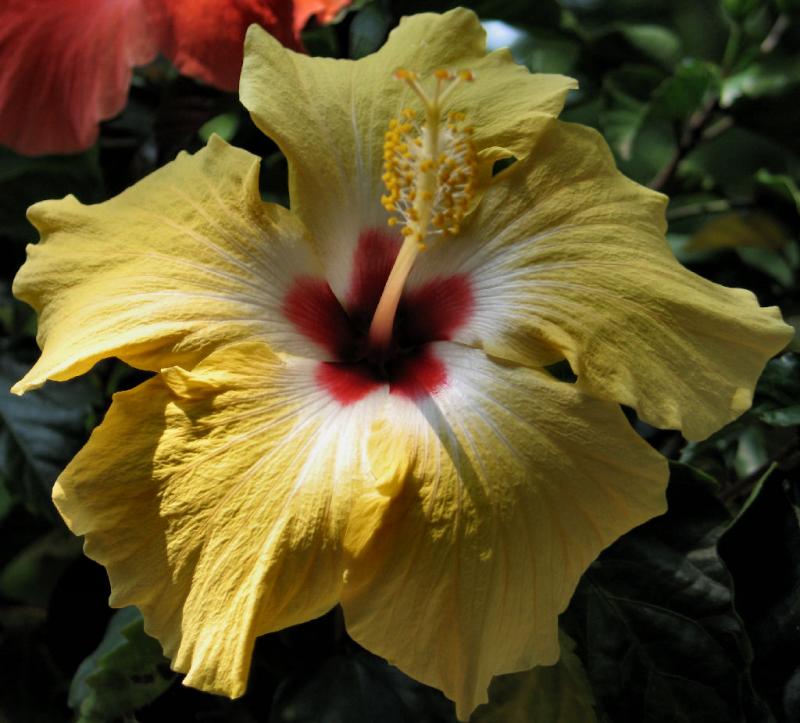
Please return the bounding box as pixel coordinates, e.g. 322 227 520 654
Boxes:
498 29 581 75
69 607 174 723
756 169 800 214
722 0 763 20
590 23 683 69
0 352 98 519
754 404 800 426
270 650 451 722
0 528 81 606
650 59 720 121
349 1 392 59
398 0 562 29
473 632 596 723
0 148 103 246
686 126 798 199
719 470 800 720
562 463 771 723
600 66 665 160
735 246 795 286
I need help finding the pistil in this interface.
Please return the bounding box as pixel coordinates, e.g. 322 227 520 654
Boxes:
368 68 477 352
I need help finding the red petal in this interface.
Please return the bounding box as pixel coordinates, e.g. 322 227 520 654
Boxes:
293 0 351 35
0 0 157 156
156 0 303 93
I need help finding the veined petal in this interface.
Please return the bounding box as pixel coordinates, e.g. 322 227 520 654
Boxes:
342 343 668 720
54 342 382 697
0 0 157 156
410 118 793 441
13 135 324 394
240 8 576 300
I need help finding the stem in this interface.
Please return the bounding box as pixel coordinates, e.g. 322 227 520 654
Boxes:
720 439 799 505
666 199 732 221
648 95 720 193
721 20 741 76
761 13 790 54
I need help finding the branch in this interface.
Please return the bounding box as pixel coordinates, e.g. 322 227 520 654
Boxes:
648 95 720 193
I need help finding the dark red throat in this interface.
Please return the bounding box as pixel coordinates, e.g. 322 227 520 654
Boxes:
283 228 474 405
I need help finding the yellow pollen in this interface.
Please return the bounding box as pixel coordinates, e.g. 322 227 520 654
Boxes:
380 67 477 247
368 67 478 351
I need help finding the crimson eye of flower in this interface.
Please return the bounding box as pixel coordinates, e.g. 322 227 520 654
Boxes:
284 229 473 403
10 7 792 721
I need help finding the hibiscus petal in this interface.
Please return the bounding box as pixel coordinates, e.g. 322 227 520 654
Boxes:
240 7 576 300
155 0 302 93
0 0 157 156
342 342 668 719
293 0 351 36
410 117 793 441
13 136 323 394
53 341 383 697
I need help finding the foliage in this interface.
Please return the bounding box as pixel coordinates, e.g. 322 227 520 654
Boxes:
0 1 798 721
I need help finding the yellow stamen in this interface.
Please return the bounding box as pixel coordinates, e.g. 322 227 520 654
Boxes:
368 68 477 351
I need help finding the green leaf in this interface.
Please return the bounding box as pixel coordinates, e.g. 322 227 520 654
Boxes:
734 424 770 478
754 405 800 426
69 607 174 723
755 354 800 406
198 113 240 143
600 66 664 160
650 59 720 121
721 55 800 106
497 28 581 75
0 352 98 519
735 246 795 286
686 126 798 199
562 463 772 723
722 0 763 20
349 1 392 59
271 650 445 722
0 528 81 606
756 169 800 214
401 0 562 29
591 23 683 69
0 147 103 245
473 632 596 723
719 469 800 720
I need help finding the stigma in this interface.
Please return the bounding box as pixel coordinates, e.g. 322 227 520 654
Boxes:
369 68 477 353
381 68 478 249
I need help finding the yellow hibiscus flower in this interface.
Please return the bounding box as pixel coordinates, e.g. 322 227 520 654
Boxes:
11 8 791 719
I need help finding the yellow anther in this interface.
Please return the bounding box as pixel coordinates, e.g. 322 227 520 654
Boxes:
380 66 478 259
458 69 475 82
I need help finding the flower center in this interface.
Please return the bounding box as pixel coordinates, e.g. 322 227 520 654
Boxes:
367 68 477 353
283 229 474 405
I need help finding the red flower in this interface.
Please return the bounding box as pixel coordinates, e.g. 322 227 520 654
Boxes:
0 0 350 156
0 0 158 155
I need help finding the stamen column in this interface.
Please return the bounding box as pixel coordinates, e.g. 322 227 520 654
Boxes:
368 69 476 352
